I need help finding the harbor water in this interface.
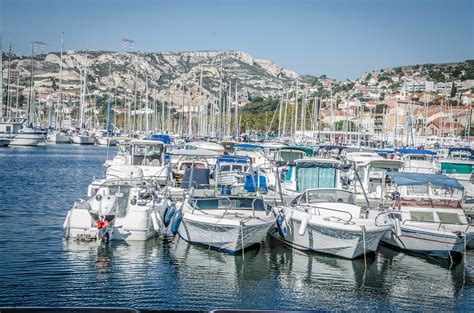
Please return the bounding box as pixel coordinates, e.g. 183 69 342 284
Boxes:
0 145 473 311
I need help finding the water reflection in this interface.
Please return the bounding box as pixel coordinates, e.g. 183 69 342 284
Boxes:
59 233 473 311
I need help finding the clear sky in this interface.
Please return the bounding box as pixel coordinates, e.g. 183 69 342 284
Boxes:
1 0 473 79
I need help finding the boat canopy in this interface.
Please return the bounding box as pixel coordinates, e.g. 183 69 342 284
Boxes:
387 172 464 190
279 145 314 156
150 134 171 144
216 155 252 164
168 149 219 157
395 149 437 156
294 159 351 171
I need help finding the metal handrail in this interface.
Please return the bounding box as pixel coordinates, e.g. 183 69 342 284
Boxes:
295 203 353 224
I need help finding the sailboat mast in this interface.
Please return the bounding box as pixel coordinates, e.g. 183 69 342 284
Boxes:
57 33 64 128
106 63 112 134
145 72 149 132
234 81 238 137
27 42 35 126
294 79 298 142
6 43 12 117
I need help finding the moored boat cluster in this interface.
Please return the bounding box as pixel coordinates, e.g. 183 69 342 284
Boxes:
61 135 474 262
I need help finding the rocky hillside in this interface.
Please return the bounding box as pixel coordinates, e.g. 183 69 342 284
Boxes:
2 50 302 105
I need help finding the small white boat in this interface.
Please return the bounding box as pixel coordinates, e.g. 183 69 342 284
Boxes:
378 172 473 259
64 179 172 241
272 159 391 259
97 136 118 146
10 126 47 146
174 195 276 253
72 133 95 145
48 130 71 143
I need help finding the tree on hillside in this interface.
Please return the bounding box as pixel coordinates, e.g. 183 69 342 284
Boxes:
451 82 457 98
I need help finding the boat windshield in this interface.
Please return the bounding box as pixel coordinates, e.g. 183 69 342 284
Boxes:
304 189 355 204
191 197 270 211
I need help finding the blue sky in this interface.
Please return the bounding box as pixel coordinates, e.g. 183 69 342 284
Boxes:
1 0 473 79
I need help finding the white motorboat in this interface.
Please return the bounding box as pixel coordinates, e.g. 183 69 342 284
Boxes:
105 140 170 186
97 136 118 146
397 149 437 174
10 126 47 146
47 130 71 143
64 178 173 241
346 152 404 207
233 143 269 168
272 159 391 259
72 133 95 145
173 195 276 254
377 172 473 259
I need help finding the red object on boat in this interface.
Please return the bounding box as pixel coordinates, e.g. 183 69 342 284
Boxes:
96 220 108 229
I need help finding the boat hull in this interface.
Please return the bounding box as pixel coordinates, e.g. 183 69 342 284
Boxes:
178 218 274 253
48 133 71 143
97 137 118 146
381 226 465 259
10 133 46 146
72 135 95 145
277 217 388 259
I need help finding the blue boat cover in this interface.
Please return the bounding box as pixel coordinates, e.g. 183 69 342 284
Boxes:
216 155 252 164
372 149 397 154
234 143 264 150
150 134 172 144
395 149 437 156
387 172 464 190
244 175 268 193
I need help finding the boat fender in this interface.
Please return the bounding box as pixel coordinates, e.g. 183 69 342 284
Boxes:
163 204 176 227
285 210 293 224
299 216 309 236
276 213 288 239
151 212 160 232
170 209 183 235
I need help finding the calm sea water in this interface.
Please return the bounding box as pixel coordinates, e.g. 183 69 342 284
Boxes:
0 144 473 311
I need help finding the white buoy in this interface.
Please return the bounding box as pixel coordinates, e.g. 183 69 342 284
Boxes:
298 216 309 236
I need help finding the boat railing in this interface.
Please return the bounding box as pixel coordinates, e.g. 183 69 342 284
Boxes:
373 210 392 227
295 203 354 224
